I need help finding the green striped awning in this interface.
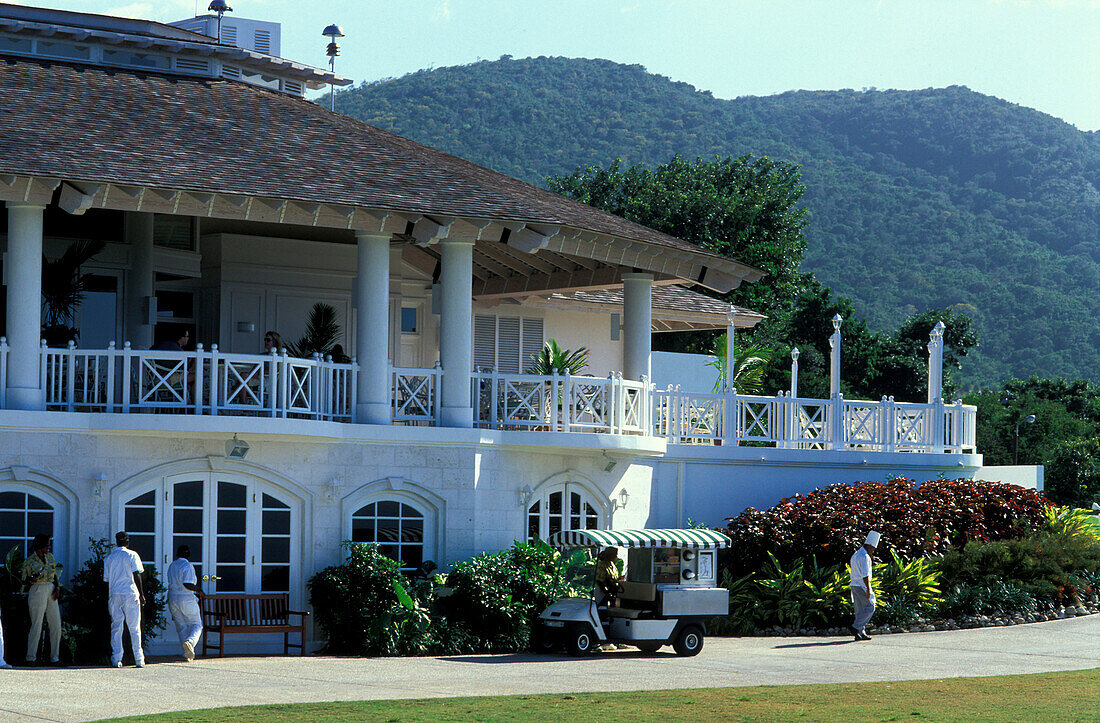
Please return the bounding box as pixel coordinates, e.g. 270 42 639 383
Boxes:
547 528 730 550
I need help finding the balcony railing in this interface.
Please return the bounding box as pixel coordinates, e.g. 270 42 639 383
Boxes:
0 341 977 453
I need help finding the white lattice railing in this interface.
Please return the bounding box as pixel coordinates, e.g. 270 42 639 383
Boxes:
472 371 650 434
392 365 442 424
40 342 355 421
653 388 976 453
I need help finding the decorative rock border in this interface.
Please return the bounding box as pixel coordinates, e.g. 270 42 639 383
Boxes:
749 601 1100 638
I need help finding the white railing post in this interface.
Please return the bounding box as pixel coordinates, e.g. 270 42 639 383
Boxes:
832 393 845 450
953 398 964 453
192 343 204 416
267 349 278 417
65 341 76 413
209 344 220 416
726 386 737 446
104 341 116 413
829 314 843 398
883 396 896 452
121 341 132 413
0 337 7 410
349 356 360 423
790 347 799 398
563 371 573 432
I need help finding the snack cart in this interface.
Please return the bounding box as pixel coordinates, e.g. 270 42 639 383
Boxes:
535 528 730 656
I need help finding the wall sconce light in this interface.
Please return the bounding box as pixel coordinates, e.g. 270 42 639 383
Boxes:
602 453 617 473
517 484 534 508
612 487 630 511
325 478 339 503
93 473 107 498
226 434 250 459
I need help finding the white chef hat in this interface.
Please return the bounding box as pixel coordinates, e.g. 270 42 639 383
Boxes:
865 531 881 548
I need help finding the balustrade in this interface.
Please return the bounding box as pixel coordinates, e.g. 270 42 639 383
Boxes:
14 342 977 453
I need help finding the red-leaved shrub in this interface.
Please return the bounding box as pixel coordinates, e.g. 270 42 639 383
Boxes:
719 478 1048 577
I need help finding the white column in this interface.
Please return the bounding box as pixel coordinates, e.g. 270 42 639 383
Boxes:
439 237 474 427
724 305 737 391
927 321 945 403
5 203 45 410
828 314 843 398
124 212 155 349
790 347 800 397
622 273 653 382
355 232 391 425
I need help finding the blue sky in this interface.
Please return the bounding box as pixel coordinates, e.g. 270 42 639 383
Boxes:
20 0 1100 130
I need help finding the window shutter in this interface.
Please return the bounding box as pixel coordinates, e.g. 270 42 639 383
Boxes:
497 317 521 373
222 25 238 46
253 29 272 54
473 315 496 371
520 318 544 374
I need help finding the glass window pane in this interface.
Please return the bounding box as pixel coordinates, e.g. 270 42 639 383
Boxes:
351 518 375 542
216 565 246 592
129 534 154 564
548 491 562 515
400 307 418 333
217 509 246 535
527 514 540 542
125 507 155 533
378 544 399 561
401 545 423 568
218 482 247 509
27 494 51 511
128 491 155 506
376 519 399 543
262 537 289 563
400 503 423 518
548 516 562 537
261 565 289 592
27 512 53 538
402 519 423 543
217 536 246 563
0 511 23 535
571 492 581 515
172 481 203 507
377 500 399 517
262 494 289 510
173 508 203 534
354 503 376 517
0 492 24 509
172 535 203 562
262 510 290 535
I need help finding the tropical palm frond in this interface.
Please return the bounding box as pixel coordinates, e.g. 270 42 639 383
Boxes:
525 339 589 375
41 239 107 327
707 334 775 394
289 303 342 358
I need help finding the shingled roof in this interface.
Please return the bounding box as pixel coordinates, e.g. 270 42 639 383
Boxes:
541 285 766 332
0 57 762 289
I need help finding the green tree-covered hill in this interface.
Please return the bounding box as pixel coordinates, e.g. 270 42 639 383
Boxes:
335 56 1100 387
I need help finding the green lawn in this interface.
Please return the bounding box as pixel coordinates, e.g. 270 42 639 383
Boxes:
97 668 1100 722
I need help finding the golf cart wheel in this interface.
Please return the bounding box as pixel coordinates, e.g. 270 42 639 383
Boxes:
635 642 662 653
566 625 595 656
532 626 558 654
673 626 704 657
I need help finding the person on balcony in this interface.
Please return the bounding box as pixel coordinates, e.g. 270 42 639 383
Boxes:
263 331 285 354
151 327 191 352
166 545 203 662
848 531 880 641
103 532 146 668
21 535 62 666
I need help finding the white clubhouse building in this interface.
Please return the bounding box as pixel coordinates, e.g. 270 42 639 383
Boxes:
0 4 1014 651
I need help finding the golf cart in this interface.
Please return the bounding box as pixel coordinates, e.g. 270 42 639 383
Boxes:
535 528 729 657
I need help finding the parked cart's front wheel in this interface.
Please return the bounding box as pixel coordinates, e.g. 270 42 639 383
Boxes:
566 625 595 656
532 626 558 654
673 626 704 657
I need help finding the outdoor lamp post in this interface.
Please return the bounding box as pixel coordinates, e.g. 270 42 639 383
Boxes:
208 0 233 44
323 24 344 111
1014 414 1036 465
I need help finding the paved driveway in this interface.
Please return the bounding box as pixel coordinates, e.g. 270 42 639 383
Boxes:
1 615 1097 722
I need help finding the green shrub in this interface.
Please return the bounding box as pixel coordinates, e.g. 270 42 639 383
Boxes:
721 478 1047 578
719 554 851 633
1043 505 1100 546
442 541 591 652
1044 437 1100 506
876 550 943 609
64 538 167 664
936 582 1037 619
307 542 436 656
1 545 29 664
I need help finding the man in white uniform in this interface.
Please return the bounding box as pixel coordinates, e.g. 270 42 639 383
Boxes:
166 545 203 661
848 530 880 641
103 531 146 668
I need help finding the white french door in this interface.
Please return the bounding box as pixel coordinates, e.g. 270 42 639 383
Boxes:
162 473 295 595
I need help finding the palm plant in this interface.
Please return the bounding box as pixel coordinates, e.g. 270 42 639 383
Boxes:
706 333 774 394
41 239 107 346
525 339 589 376
288 302 342 358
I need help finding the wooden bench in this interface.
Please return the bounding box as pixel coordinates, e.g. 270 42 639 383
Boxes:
200 592 309 657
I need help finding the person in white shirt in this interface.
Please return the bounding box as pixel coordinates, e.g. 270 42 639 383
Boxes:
103 531 146 668
848 530 880 641
166 545 203 661
0 605 12 668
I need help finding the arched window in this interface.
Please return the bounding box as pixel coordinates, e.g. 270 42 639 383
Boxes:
0 491 54 557
117 471 299 595
527 486 601 543
351 501 425 570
